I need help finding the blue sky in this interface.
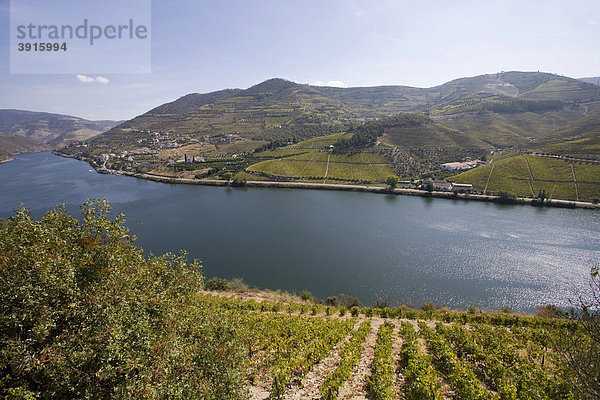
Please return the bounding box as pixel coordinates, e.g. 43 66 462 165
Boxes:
1 0 599 120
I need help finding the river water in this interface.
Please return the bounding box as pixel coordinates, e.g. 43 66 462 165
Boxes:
1 152 598 311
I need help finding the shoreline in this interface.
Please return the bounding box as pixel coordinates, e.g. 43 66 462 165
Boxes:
55 152 600 210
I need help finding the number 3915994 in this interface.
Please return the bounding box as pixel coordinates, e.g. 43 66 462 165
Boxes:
18 42 67 51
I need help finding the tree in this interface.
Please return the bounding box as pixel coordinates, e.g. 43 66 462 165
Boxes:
0 200 247 399
537 189 549 206
385 175 398 190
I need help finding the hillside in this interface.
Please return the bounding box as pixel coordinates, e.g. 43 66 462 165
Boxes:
1 202 596 399
543 109 600 155
0 133 48 162
92 78 355 151
0 109 119 152
57 72 600 196
451 152 600 202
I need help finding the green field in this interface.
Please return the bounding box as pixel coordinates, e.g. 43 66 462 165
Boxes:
246 132 396 182
248 149 395 182
453 153 600 201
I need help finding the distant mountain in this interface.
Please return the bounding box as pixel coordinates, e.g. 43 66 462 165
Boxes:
0 133 48 162
0 110 120 150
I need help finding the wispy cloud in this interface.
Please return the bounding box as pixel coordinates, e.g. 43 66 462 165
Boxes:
76 74 110 84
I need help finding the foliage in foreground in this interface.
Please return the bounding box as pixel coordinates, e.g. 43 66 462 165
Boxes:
0 200 247 399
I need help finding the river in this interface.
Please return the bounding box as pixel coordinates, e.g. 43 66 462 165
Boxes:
1 152 598 311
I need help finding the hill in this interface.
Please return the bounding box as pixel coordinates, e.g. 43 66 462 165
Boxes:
0 133 49 162
451 152 600 202
57 72 600 194
543 109 600 155
1 201 596 399
0 109 119 155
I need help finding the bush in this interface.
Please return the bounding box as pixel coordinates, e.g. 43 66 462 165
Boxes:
231 177 247 186
374 296 390 309
229 277 249 291
0 200 247 399
205 277 231 291
301 290 313 301
326 296 339 306
339 293 361 308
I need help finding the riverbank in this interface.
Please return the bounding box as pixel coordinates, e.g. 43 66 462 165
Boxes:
53 151 600 210
98 165 600 210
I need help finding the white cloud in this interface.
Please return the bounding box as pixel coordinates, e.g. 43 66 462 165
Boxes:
76 75 110 84
76 74 95 83
309 80 346 87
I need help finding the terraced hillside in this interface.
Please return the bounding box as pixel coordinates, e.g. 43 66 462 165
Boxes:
452 153 600 202
247 134 395 184
197 292 585 400
56 72 600 194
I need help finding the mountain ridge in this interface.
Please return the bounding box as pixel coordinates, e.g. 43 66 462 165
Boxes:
0 109 120 161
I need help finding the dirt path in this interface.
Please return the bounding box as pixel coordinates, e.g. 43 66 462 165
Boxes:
338 319 384 399
300 151 318 174
523 156 536 197
323 153 331 184
284 321 359 400
390 324 405 399
571 163 580 201
483 163 494 195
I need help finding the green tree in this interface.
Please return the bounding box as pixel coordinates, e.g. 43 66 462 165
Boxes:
537 189 549 206
0 200 247 399
385 175 398 190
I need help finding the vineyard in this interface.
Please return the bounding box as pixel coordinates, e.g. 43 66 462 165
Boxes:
245 132 396 183
197 293 586 400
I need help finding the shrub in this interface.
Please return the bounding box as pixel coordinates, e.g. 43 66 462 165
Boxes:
467 303 478 314
326 296 339 306
339 293 361 308
205 277 231 291
374 296 390 309
301 290 313 301
229 277 249 291
0 200 247 399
